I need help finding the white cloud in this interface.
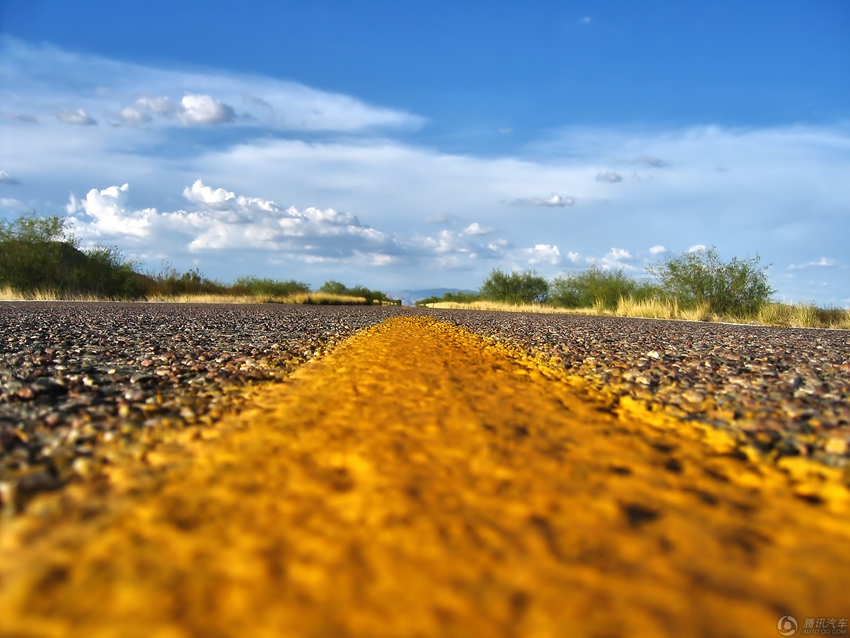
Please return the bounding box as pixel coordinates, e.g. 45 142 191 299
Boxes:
499 127 513 134
116 107 151 126
0 198 24 209
579 16 592 24
179 94 236 125
2 38 422 134
66 180 392 257
688 244 707 253
567 251 581 263
789 257 837 270
511 194 575 207
598 247 635 270
0 170 20 185
649 245 667 255
524 244 561 265
58 108 97 125
463 222 494 235
136 96 177 115
66 183 152 237
596 171 622 183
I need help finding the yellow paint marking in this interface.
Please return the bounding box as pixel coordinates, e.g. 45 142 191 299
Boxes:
1 316 849 637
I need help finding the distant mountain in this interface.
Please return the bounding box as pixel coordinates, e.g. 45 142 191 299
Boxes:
384 288 478 307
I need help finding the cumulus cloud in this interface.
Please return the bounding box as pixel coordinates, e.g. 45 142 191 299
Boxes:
0 171 21 185
524 244 561 265
116 107 151 126
463 222 494 235
596 171 622 183
636 155 669 167
599 247 635 270
66 183 152 237
789 257 837 270
567 252 581 263
136 96 178 115
66 181 392 258
649 245 667 255
118 94 235 126
688 244 707 253
511 194 575 207
58 108 97 125
179 94 236 125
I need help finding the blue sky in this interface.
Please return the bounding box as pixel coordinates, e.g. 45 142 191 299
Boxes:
1 0 849 303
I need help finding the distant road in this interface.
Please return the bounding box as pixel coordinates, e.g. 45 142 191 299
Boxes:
0 313 848 636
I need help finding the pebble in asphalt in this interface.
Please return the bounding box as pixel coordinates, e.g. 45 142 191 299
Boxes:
0 302 848 514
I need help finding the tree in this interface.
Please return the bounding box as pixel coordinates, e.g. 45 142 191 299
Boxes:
550 265 642 310
647 246 773 315
319 280 347 295
479 269 549 304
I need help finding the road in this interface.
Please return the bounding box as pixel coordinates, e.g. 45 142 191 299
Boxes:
1 315 848 637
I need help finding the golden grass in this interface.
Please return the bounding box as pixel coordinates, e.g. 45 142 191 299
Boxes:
425 297 849 329
282 292 369 305
1 287 374 305
0 287 105 302
424 300 589 314
615 297 713 321
756 302 820 328
146 292 371 305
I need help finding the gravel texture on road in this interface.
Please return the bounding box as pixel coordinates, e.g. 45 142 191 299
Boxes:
1 302 848 515
428 309 850 470
0 302 407 513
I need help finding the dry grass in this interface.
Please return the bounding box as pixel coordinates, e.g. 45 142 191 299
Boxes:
147 291 370 305
1 288 374 305
426 296 849 329
424 301 589 314
756 303 820 328
0 287 105 302
282 292 369 305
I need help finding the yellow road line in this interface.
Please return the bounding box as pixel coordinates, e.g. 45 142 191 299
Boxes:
1 316 848 637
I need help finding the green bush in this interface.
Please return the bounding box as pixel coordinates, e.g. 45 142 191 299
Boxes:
479 269 549 304
317 280 398 305
647 246 773 315
415 290 481 306
318 280 347 295
142 262 227 297
550 265 664 310
231 276 310 297
0 211 142 298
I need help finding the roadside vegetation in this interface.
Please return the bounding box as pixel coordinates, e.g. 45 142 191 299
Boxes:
418 248 849 329
0 211 400 305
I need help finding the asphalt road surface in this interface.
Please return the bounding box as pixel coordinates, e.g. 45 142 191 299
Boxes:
1 302 847 516
0 315 847 637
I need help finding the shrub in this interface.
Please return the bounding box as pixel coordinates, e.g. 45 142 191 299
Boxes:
231 276 310 297
142 262 227 297
647 246 773 315
479 269 549 304
415 290 481 306
317 280 398 305
0 211 142 298
550 265 657 310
